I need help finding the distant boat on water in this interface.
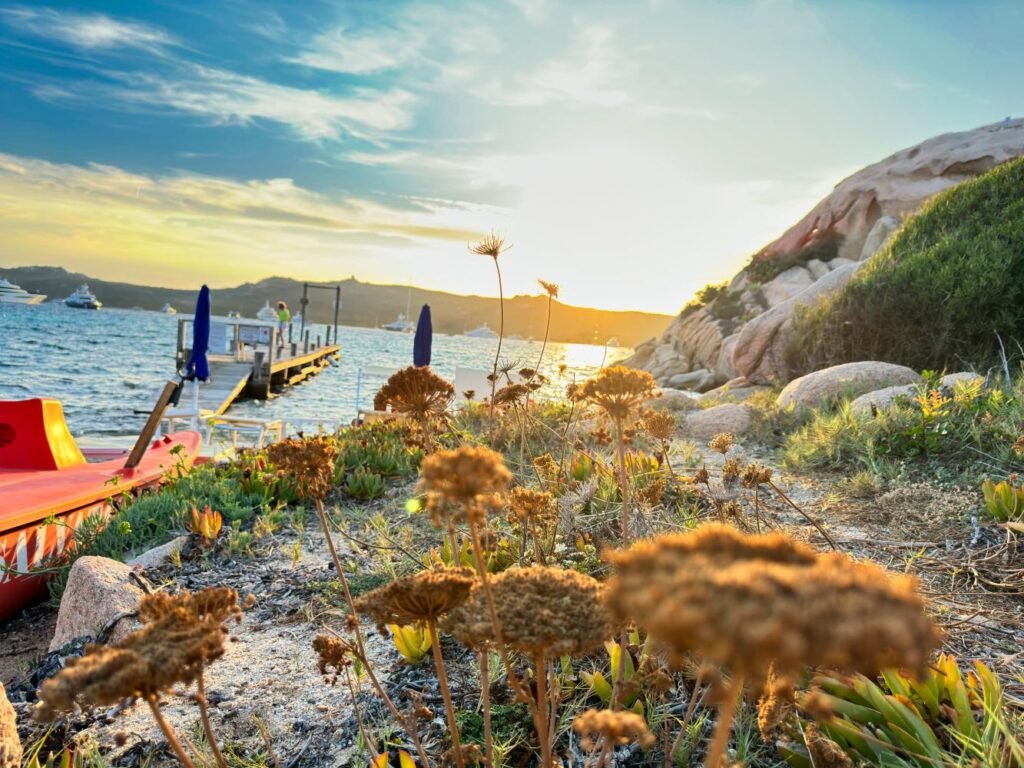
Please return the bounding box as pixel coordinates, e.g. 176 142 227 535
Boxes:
382 313 414 332
0 278 46 305
64 284 102 310
257 302 277 322
464 323 498 339
162 303 177 315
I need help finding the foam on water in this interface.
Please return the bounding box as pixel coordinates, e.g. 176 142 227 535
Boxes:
0 303 632 437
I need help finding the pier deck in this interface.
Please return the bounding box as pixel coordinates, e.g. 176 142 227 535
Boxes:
176 315 340 416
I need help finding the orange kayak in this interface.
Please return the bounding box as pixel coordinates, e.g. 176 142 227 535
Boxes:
0 399 202 622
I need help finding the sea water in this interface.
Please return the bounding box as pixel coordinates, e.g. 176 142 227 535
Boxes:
0 303 632 438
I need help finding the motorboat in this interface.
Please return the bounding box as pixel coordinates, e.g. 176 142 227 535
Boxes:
0 398 202 621
382 313 414 332
464 323 498 339
0 278 45 305
64 284 102 310
162 303 177 314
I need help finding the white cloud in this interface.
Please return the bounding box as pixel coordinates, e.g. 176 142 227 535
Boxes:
290 24 425 75
0 6 176 53
508 0 549 23
37 65 416 141
475 23 628 107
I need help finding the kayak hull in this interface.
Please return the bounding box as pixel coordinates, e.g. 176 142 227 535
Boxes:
0 432 202 623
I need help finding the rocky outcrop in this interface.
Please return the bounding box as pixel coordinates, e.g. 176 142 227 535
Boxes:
777 362 922 411
684 404 755 441
732 261 863 383
0 684 19 768
626 119 1024 388
849 372 984 415
50 556 145 652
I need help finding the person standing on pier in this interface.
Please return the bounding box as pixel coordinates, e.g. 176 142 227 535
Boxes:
275 300 290 349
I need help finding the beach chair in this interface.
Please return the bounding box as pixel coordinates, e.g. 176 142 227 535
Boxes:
205 415 283 450
454 367 493 404
354 365 400 423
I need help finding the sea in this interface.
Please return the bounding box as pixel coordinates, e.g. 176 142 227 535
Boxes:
0 303 632 441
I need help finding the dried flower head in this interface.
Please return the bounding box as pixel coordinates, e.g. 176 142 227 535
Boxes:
533 453 560 487
312 634 355 685
741 463 773 488
469 232 511 260
353 567 475 628
580 366 659 422
605 524 939 681
375 366 455 422
572 709 654 752
36 603 226 721
641 409 676 442
138 587 242 627
265 437 339 501
443 566 613 657
462 390 476 401
708 432 735 454
507 487 557 529
416 446 512 527
720 457 742 484
538 280 559 299
492 383 530 408
804 724 853 768
756 667 794 740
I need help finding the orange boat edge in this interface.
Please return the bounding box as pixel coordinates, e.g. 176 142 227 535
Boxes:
0 398 202 623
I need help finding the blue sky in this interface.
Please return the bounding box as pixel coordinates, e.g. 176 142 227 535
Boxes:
0 0 1021 312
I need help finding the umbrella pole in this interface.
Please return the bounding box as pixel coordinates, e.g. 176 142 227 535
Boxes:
125 380 180 469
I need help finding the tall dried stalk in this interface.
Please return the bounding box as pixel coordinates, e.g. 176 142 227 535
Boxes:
470 233 511 430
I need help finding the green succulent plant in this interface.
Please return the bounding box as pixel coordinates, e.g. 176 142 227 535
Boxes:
981 478 1024 522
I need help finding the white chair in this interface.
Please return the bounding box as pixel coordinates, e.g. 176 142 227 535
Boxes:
205 415 283 450
354 365 400 414
454 367 493 403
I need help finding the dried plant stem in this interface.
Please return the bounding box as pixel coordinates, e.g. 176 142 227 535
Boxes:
705 675 744 768
428 620 466 768
146 696 195 768
534 651 552 768
612 418 632 711
535 293 553 374
666 669 707 768
343 667 380 763
196 670 228 768
480 650 494 768
766 481 839 551
316 500 432 767
531 521 545 565
488 258 505 430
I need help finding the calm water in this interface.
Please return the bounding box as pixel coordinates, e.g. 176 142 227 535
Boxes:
0 303 631 437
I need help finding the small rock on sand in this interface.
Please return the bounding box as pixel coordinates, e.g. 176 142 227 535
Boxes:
50 556 144 652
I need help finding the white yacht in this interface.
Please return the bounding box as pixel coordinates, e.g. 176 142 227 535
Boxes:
464 323 498 339
381 313 414 332
256 301 277 322
64 284 102 310
0 278 45 305
162 303 177 315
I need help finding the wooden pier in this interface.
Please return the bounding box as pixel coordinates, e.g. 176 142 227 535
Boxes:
175 316 340 416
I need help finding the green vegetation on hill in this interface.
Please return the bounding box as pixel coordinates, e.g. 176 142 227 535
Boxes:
787 157 1024 373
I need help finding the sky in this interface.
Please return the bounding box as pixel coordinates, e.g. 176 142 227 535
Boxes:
0 1 1022 313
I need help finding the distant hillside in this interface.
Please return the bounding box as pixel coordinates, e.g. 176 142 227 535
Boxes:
1 267 670 347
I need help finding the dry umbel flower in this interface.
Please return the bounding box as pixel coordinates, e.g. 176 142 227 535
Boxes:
708 432 735 454
804 724 853 768
416 446 512 528
538 279 559 299
507 487 557 529
353 568 475 628
580 366 659 423
312 634 355 685
721 457 742 484
641 409 676 442
741 463 773 488
573 708 654 752
138 587 242 627
605 524 938 679
443 566 612 658
265 437 338 501
374 366 455 424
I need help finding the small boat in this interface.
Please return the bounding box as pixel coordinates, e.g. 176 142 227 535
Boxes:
464 323 498 339
64 284 102 310
0 278 46 305
162 303 177 315
606 337 621 348
382 313 414 332
0 399 202 621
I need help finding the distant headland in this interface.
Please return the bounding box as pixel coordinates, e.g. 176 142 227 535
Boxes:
0 266 670 347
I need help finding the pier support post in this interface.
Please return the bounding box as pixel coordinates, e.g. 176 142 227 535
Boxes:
304 331 310 354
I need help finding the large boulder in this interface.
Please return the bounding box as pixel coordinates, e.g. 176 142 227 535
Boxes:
761 119 1024 262
667 368 725 393
684 404 755 441
50 556 145 652
732 261 863 383
760 265 815 307
777 362 922 411
0 684 19 768
648 387 700 412
858 215 900 260
849 371 984 416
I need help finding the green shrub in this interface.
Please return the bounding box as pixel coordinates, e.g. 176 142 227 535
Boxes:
346 466 387 500
679 282 727 318
788 157 1024 373
744 231 843 285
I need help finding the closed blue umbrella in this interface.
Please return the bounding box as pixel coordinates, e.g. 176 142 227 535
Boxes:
413 304 432 367
183 285 211 381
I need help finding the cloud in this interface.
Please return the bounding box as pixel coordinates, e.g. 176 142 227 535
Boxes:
289 24 425 75
474 23 628 107
0 6 176 53
36 65 416 141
